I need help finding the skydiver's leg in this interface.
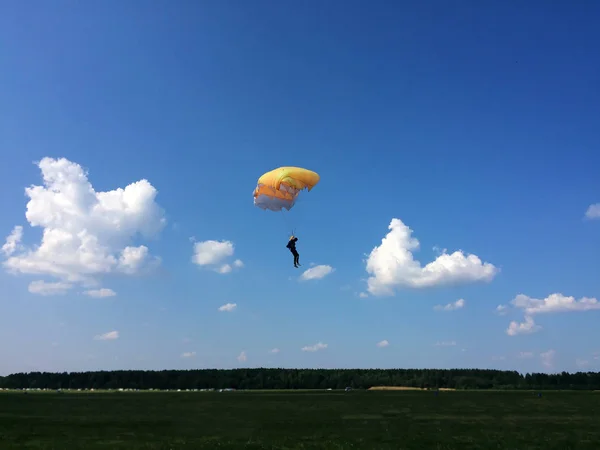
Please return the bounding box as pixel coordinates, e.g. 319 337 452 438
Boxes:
295 253 300 267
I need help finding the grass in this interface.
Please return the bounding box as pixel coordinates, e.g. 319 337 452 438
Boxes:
0 390 599 449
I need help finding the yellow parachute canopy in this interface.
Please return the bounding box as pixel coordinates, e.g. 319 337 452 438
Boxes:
253 166 320 211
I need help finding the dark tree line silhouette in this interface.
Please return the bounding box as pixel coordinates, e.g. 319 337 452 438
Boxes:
2 368 600 391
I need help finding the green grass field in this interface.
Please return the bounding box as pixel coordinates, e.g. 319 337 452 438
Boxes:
0 390 598 449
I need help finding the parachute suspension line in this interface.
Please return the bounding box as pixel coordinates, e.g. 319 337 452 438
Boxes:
280 209 295 237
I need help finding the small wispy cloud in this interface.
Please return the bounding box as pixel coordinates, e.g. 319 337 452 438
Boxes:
434 340 456 347
434 298 465 311
495 304 508 315
511 293 600 315
237 351 247 362
84 288 116 298
94 330 119 341
218 302 237 312
576 358 589 368
1 226 23 256
181 351 196 358
269 348 280 354
28 280 72 296
376 340 389 348
584 203 600 219
540 349 556 368
301 342 328 352
300 265 334 281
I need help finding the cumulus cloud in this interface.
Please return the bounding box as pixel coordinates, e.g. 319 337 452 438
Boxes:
301 342 328 352
511 293 600 315
237 351 247 362
28 280 72 296
376 339 389 348
192 240 243 274
365 219 498 295
584 203 600 219
506 315 541 336
434 298 465 311
2 226 23 256
300 265 334 281
94 330 119 341
84 288 116 298
540 349 555 368
2 158 166 294
218 302 237 312
181 351 196 358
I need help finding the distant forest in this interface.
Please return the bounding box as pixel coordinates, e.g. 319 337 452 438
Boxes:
2 368 600 390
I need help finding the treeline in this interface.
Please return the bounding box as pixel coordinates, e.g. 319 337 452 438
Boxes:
2 368 600 391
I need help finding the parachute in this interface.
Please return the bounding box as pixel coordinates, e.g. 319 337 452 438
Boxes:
253 166 320 212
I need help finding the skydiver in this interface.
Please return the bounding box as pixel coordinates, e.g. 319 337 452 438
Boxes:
286 235 300 268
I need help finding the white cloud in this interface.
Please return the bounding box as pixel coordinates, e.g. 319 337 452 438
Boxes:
491 355 506 361
584 203 600 219
28 280 72 296
540 349 555 368
511 293 600 315
269 348 280 354
2 157 166 294
434 298 465 311
192 240 243 274
506 315 541 336
2 226 23 256
192 240 233 265
358 292 369 298
365 219 498 295
118 245 159 274
237 351 247 362
217 264 232 274
301 342 328 352
300 265 334 281
518 351 534 359
376 339 389 348
434 340 457 347
94 330 119 341
495 304 508 315
84 288 116 298
218 302 237 312
181 351 196 358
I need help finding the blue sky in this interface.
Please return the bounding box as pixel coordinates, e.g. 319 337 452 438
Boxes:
1 1 599 376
